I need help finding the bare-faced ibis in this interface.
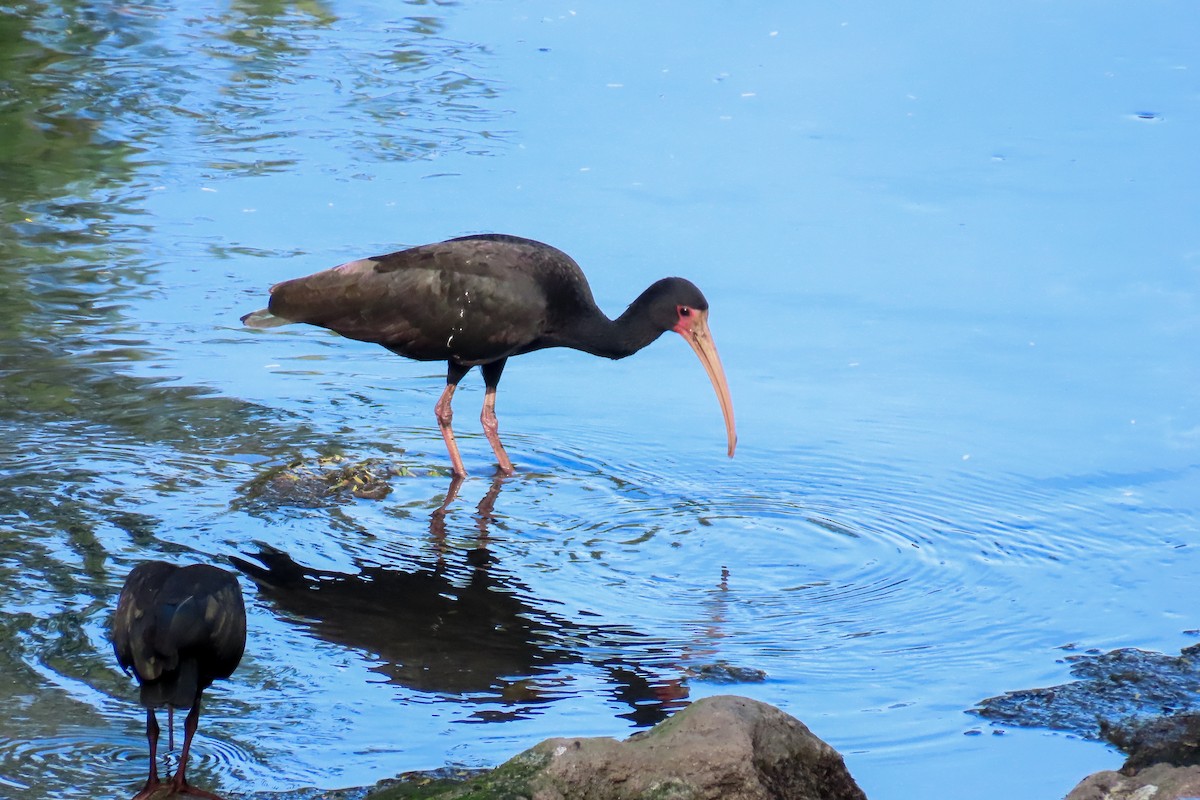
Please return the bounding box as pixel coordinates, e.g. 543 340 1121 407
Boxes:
241 234 737 476
112 562 247 800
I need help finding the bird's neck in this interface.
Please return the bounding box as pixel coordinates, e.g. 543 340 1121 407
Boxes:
567 288 667 360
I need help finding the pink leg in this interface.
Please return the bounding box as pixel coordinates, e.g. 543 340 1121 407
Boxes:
480 386 514 476
435 383 468 477
131 709 161 800
170 699 225 800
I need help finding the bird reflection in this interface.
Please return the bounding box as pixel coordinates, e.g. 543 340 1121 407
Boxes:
428 473 492 550
232 477 688 725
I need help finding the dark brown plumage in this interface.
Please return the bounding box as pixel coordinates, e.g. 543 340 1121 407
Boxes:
113 562 246 800
241 234 736 476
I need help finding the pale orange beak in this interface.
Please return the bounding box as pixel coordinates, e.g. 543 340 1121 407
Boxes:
676 309 737 457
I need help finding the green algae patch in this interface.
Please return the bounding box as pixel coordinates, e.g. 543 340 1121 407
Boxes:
366 750 550 800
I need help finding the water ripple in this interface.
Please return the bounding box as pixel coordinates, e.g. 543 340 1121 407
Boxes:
0 723 257 800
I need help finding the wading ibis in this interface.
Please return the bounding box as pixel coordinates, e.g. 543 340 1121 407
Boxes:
112 562 247 800
241 234 736 476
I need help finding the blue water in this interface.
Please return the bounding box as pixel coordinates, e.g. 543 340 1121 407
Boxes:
0 2 1197 799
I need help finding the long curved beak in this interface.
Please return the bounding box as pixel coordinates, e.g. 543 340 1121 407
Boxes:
676 310 737 457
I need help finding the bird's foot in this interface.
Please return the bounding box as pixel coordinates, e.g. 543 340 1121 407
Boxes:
130 778 161 800
169 778 228 800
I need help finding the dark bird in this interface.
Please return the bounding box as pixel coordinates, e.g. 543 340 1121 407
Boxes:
112 562 247 800
241 234 737 476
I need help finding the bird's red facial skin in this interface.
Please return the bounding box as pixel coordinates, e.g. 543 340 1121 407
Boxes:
672 305 696 335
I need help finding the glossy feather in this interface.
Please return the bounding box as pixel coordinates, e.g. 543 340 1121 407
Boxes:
113 562 246 710
257 235 597 365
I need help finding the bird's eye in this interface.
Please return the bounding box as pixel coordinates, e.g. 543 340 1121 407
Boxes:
679 306 692 317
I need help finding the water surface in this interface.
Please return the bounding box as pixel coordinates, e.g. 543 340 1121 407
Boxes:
0 2 1197 799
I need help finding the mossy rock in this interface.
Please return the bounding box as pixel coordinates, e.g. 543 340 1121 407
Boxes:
367 753 549 800
239 454 416 508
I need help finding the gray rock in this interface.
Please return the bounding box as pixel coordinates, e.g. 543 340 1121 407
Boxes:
512 695 863 800
1065 763 1200 800
1066 712 1200 800
366 695 865 800
1102 713 1200 774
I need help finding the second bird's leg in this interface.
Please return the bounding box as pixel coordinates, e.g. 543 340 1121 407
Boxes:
436 363 471 478
480 359 514 476
170 697 224 800
131 709 161 800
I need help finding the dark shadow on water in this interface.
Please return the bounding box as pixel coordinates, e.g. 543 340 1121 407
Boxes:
232 477 690 726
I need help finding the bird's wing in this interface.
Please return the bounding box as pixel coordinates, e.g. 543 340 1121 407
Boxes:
112 586 138 674
153 567 247 682
266 239 551 362
205 580 248 680
112 561 175 680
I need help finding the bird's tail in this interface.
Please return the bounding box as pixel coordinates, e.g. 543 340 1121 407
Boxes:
139 659 199 711
240 308 292 328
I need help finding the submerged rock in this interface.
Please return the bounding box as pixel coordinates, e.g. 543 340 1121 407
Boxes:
367 695 865 800
977 643 1200 800
972 643 1200 740
683 661 768 684
238 454 414 508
